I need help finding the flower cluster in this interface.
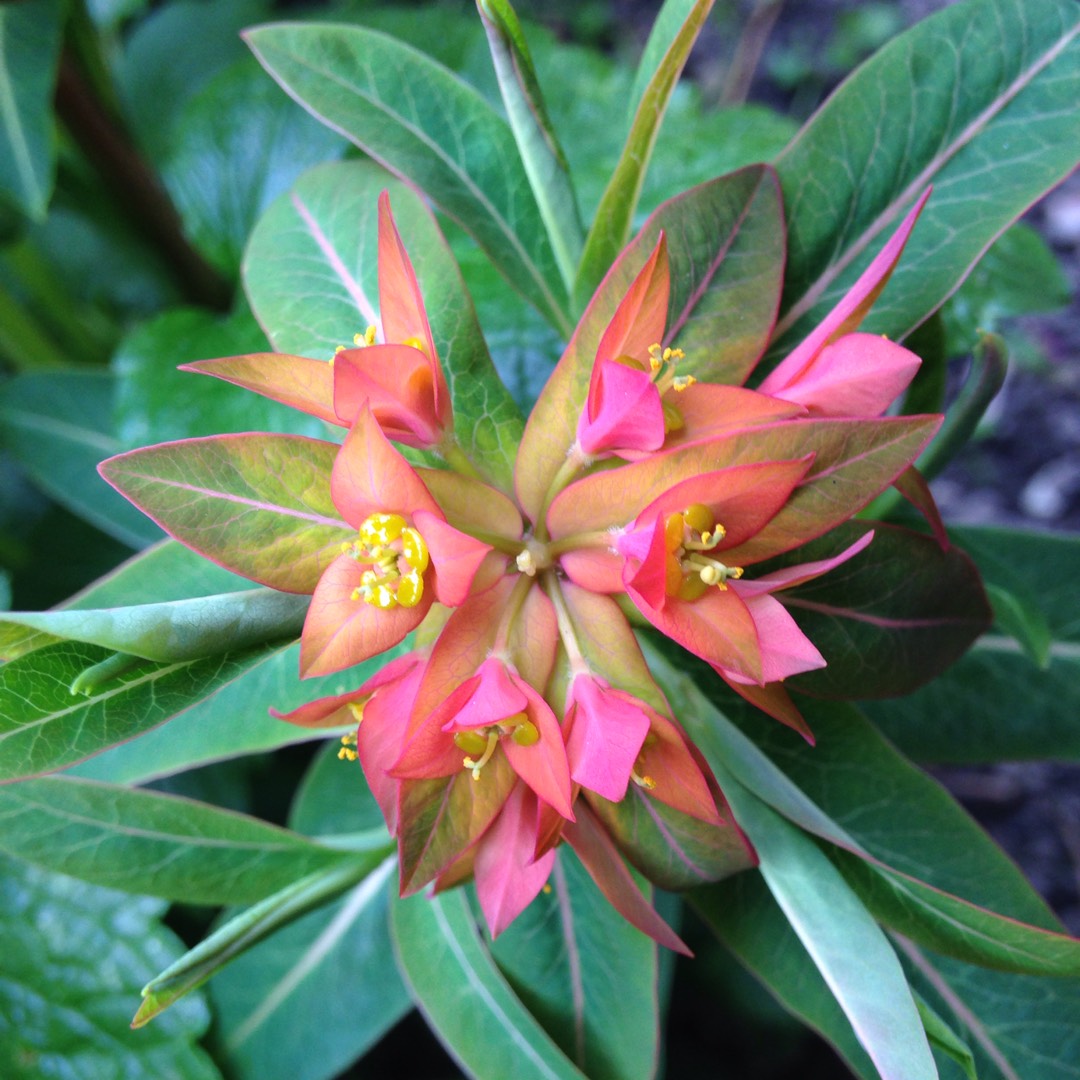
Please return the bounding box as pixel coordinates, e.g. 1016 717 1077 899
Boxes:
106 190 937 947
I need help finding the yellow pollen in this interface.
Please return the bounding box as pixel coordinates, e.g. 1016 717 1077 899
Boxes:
349 513 430 610
348 702 365 723
338 734 358 762
401 335 427 355
353 325 378 347
631 768 656 791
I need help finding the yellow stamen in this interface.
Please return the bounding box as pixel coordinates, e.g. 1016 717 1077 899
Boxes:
462 732 500 780
353 325 378 347
662 504 743 599
350 513 431 610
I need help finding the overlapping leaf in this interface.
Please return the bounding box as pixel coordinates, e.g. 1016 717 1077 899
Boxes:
392 886 588 1080
245 23 571 334
0 0 63 218
772 0 1080 356
489 847 660 1080
243 160 524 489
0 775 354 903
519 165 785 520
99 433 351 593
0 639 279 782
0 854 222 1080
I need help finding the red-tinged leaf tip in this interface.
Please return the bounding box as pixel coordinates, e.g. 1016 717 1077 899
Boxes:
564 802 692 956
721 677 815 743
892 465 949 549
594 231 670 369
331 405 440 529
182 354 340 426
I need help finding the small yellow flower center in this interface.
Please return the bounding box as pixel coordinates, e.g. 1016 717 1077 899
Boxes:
663 503 743 601
452 712 539 779
344 512 430 610
337 732 358 762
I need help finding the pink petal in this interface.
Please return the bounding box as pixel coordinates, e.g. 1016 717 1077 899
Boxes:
559 547 624 594
474 784 556 938
332 344 442 447
300 553 429 676
565 677 652 802
738 592 825 683
735 530 874 596
760 188 931 392
763 333 921 417
413 509 492 607
627 582 764 684
578 360 665 457
440 658 528 731
502 677 575 820
331 405 440 528
619 515 671 611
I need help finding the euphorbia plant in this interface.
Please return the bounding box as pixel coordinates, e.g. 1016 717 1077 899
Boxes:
1 0 1078 1077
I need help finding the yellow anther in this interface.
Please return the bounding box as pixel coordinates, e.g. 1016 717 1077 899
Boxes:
631 769 656 791
401 335 427 354
542 883 553 895
359 513 407 547
672 375 696 392
510 719 540 746
348 702 365 723
395 568 424 608
453 729 489 757
401 527 429 573
353 325 378 347
682 503 714 535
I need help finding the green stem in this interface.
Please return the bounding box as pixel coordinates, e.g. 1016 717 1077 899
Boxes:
546 529 615 559
440 438 486 482
533 445 590 541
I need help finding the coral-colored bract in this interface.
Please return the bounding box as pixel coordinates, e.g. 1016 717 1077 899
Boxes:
101 189 942 946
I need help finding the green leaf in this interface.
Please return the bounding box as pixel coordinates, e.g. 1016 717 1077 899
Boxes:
209 856 407 1080
867 525 1080 762
984 581 1052 669
67 538 255 607
98 433 351 593
66 640 403 785
574 0 715 306
243 160 524 489
132 856 389 1028
207 744 406 1080
0 370 163 547
391 886 588 1080
712 776 938 1080
1 588 307 662
518 165 785 521
244 22 572 335
0 639 282 781
0 853 221 1080
772 0 1080 356
0 0 64 218
114 304 332 447
899 941 1080 1080
116 0 271 164
692 873 879 1080
162 58 345 278
0 775 353 903
914 994 978 1080
776 521 991 698
489 847 659 1080
478 0 583 291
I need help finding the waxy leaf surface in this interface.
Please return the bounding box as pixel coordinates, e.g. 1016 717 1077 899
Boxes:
0 854 221 1080
0 776 352 904
392 886 588 1080
0 640 278 782
245 24 571 334
99 434 352 593
772 0 1080 355
774 522 992 698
